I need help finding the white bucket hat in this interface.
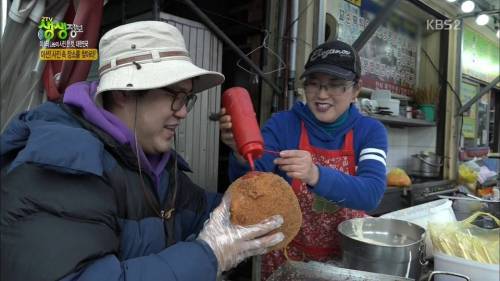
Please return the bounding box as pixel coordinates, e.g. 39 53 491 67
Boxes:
96 21 224 96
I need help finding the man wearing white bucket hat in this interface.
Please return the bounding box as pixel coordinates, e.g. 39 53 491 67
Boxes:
1 21 284 281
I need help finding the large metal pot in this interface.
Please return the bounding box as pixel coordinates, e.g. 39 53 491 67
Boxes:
338 218 426 280
409 152 442 177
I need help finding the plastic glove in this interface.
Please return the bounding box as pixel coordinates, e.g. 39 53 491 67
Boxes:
198 192 284 274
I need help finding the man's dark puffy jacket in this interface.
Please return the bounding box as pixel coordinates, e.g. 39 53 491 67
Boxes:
1 102 221 281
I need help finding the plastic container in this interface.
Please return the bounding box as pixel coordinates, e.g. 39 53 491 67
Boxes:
381 199 456 257
406 106 412 119
377 99 400 116
222 87 263 170
434 251 499 281
371 90 392 100
419 104 435 122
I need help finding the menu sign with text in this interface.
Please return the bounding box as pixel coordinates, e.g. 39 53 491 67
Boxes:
329 0 418 97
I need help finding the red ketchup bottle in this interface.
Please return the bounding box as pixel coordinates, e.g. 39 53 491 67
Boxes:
222 87 263 171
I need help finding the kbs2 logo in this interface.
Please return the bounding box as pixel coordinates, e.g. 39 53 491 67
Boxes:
426 19 461 31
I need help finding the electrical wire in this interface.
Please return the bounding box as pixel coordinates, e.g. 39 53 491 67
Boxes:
173 0 263 32
420 47 462 108
201 7 264 33
421 47 464 156
282 0 315 37
173 0 314 84
280 35 313 48
173 0 313 49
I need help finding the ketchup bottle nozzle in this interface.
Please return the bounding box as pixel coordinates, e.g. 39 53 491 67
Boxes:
247 153 255 171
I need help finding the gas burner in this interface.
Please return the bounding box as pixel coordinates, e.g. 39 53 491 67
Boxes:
371 180 458 216
409 175 441 184
404 180 458 205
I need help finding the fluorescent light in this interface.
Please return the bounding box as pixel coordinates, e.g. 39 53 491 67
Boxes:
446 0 457 2
475 14 489 25
497 30 500 39
1 0 6 38
461 1 475 13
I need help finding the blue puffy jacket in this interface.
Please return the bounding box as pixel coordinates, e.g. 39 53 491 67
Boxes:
1 102 221 281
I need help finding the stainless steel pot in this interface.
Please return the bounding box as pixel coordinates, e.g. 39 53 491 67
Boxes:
338 218 426 280
409 152 442 177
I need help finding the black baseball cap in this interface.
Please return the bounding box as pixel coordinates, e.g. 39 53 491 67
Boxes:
301 40 361 81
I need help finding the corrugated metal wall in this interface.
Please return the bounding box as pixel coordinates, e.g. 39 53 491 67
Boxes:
159 13 223 193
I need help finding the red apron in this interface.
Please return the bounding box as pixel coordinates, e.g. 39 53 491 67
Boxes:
261 122 366 280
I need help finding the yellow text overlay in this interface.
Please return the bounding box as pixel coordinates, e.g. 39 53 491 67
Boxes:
40 48 98 61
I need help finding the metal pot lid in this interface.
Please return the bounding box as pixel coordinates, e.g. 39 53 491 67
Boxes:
412 151 441 158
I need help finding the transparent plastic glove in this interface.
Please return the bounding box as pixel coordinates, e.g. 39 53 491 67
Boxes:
198 193 284 274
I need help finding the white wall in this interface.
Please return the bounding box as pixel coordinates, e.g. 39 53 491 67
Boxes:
168 14 223 193
386 126 437 171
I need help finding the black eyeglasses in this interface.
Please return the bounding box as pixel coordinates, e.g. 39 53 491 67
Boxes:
162 87 197 112
303 79 356 96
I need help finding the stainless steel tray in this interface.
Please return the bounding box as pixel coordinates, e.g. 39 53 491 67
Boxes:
266 261 414 281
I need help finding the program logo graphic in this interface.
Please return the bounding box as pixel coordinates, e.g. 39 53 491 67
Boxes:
38 17 97 61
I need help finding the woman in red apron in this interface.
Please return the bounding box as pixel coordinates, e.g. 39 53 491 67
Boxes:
220 40 388 280
260 123 366 280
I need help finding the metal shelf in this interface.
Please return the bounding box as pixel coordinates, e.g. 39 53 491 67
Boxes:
359 87 412 101
365 113 436 127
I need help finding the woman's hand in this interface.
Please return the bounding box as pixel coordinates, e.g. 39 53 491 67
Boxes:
219 108 237 151
219 108 247 164
274 150 319 186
